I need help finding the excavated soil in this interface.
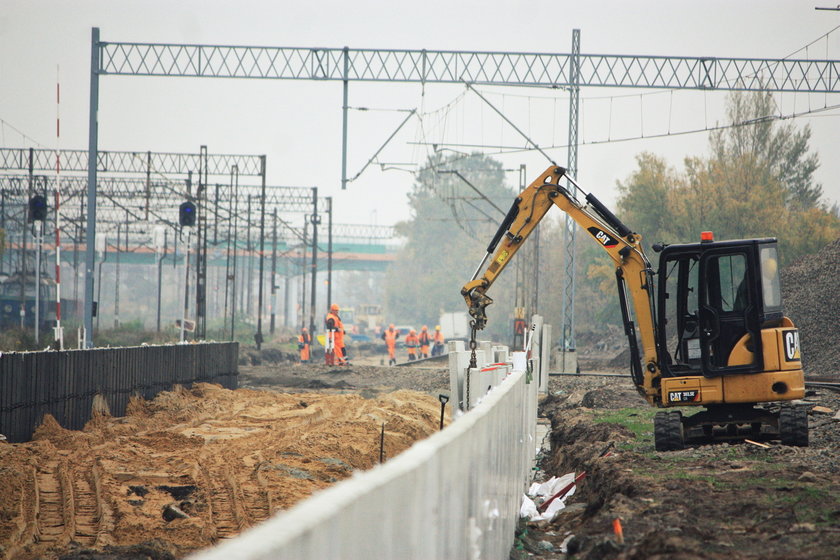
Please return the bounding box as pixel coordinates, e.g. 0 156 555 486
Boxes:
514 375 840 560
0 363 451 560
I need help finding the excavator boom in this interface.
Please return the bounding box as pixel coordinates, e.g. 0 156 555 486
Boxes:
461 166 661 400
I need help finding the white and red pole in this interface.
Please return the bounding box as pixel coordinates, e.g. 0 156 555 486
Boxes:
54 66 64 349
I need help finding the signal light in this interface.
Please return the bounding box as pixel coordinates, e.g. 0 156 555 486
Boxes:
179 201 196 227
700 231 714 243
28 194 48 222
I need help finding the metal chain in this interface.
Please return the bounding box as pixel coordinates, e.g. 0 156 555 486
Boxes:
465 321 478 411
468 320 478 368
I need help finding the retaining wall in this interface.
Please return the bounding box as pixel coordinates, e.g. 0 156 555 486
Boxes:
0 342 238 442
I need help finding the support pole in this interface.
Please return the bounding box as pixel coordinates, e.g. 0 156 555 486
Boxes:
181 228 191 343
341 47 349 190
270 207 277 334
255 155 266 349
327 197 333 309
309 188 319 334
560 28 581 374
156 229 167 332
84 27 100 348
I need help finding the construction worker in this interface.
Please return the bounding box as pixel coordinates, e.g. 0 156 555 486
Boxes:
432 325 445 356
405 328 420 361
325 303 348 366
418 325 431 359
381 323 400 366
297 327 311 363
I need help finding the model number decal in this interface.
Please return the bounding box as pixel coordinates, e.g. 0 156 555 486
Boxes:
783 330 801 362
669 390 699 403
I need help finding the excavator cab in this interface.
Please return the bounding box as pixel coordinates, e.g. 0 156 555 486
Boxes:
655 234 805 449
657 235 782 378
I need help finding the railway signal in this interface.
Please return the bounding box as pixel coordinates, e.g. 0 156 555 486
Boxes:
28 194 48 222
179 200 196 227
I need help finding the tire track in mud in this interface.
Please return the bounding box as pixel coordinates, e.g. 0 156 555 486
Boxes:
70 468 101 546
203 463 247 539
34 460 68 543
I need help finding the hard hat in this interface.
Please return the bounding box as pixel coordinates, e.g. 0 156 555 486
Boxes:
435 325 441 330
410 329 416 334
389 323 395 329
302 327 308 331
421 325 428 330
330 303 340 312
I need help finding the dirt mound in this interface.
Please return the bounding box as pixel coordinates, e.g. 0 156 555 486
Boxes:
0 376 446 559
782 236 840 378
517 376 840 560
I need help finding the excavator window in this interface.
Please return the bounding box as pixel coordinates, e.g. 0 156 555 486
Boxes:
699 248 762 375
659 253 702 376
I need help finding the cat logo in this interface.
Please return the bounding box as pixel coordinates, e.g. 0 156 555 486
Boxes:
587 226 618 247
783 330 801 362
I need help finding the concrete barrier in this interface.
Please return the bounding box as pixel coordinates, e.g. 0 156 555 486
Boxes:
191 364 536 560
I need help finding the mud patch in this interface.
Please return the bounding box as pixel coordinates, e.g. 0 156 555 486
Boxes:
518 376 840 560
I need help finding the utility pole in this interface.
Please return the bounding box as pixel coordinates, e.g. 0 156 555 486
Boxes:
195 146 208 340
308 187 319 335
156 228 168 332
270 207 277 334
255 155 266 350
327 197 333 309
114 222 120 329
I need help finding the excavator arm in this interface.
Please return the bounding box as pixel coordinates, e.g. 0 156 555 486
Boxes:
461 166 663 401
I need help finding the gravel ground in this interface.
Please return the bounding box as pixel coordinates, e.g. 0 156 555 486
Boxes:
782 236 840 378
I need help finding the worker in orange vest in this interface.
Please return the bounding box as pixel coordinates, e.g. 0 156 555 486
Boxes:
432 325 445 356
325 303 348 366
418 325 431 359
405 328 420 361
298 327 311 363
381 323 400 366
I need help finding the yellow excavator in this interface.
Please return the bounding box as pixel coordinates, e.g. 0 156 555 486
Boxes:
461 166 807 450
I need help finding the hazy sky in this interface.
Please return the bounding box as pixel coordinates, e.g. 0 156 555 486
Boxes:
1 0 838 230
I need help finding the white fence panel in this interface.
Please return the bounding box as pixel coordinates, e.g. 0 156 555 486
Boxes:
191 367 535 560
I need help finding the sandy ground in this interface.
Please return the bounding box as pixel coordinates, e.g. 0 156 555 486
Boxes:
0 361 450 560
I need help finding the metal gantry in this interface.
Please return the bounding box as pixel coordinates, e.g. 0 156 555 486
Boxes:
88 27 840 352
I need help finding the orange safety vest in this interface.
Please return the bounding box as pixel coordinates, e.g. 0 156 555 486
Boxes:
325 312 345 348
405 333 419 354
298 332 311 361
433 330 445 345
383 328 399 347
419 330 430 352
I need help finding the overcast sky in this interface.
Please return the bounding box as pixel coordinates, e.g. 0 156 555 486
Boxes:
1 0 838 231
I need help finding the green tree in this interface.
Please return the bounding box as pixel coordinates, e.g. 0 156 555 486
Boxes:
384 153 519 339
616 90 840 265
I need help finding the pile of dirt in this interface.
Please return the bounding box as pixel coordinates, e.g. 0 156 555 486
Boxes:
782 236 840 378
0 376 447 560
513 375 840 560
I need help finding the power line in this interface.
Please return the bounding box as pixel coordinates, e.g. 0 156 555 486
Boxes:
411 101 840 156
